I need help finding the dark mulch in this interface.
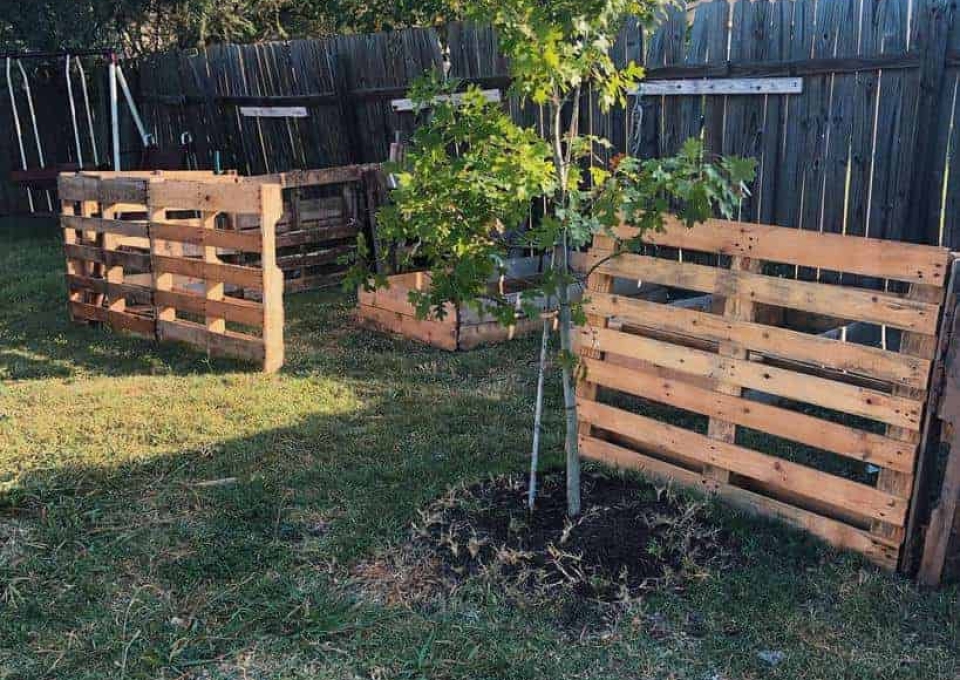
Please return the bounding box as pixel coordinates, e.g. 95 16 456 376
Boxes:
412 468 735 603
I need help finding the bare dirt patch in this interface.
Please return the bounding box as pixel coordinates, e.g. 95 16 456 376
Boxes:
353 468 735 620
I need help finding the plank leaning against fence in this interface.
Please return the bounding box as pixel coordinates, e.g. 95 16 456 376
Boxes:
575 217 954 569
58 171 285 372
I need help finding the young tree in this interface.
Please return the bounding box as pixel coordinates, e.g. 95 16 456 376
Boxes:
359 1 756 516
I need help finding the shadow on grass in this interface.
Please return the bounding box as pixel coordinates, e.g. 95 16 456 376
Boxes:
0 373 559 678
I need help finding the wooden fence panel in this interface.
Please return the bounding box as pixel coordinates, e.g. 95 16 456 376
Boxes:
577 218 953 569
6 1 960 253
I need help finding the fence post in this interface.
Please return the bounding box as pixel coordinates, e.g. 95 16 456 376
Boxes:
260 183 285 373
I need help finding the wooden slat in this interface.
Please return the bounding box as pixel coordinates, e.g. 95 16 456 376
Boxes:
157 319 266 362
154 289 264 328
63 243 152 272
152 255 264 289
576 326 923 430
704 256 760 484
872 285 942 556
637 77 803 95
66 275 153 306
581 357 915 473
68 302 155 338
357 304 458 351
276 245 353 270
149 222 263 252
578 400 908 526
276 224 358 248
259 184 285 374
585 292 931 388
61 216 150 239
590 252 941 334
603 217 950 286
59 175 150 204
457 316 545 350
580 435 898 569
149 180 263 214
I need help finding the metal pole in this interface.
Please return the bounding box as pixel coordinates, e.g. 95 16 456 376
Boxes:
75 58 99 166
6 57 35 213
115 64 151 147
66 55 85 168
16 60 52 210
109 56 120 170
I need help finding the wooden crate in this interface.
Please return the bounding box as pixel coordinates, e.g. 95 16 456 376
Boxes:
576 217 955 570
58 171 285 372
356 269 556 351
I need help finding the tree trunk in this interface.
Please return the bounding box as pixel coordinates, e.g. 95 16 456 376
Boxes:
557 273 581 517
528 315 551 511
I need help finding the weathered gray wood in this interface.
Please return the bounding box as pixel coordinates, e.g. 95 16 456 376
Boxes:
638 77 802 95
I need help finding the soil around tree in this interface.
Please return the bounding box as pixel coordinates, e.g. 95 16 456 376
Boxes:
355 468 736 618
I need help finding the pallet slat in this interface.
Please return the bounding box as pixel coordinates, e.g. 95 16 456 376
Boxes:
578 400 909 525
152 255 264 289
576 326 923 430
590 252 941 334
149 222 264 252
581 356 915 473
585 292 931 389
601 218 950 286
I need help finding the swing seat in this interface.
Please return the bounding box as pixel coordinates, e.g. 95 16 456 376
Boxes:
10 164 84 189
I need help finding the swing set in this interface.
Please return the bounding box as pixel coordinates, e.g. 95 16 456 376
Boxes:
3 49 152 213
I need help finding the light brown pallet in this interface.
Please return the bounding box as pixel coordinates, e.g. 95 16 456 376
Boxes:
579 218 954 570
58 171 285 372
356 271 550 351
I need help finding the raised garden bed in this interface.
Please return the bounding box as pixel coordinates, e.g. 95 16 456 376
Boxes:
356 271 546 350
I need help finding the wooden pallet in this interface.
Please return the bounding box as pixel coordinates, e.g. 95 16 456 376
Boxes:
576 217 954 570
919 259 960 585
58 171 285 372
234 165 381 294
357 270 553 351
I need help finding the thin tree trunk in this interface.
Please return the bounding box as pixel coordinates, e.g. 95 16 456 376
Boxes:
557 250 581 517
528 314 550 511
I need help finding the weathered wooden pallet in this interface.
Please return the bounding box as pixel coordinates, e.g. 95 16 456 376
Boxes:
58 171 285 372
919 260 960 585
576 216 954 570
356 270 556 351
231 164 382 294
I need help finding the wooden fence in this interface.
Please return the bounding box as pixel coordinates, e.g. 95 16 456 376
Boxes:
7 1 960 251
59 171 286 372
635 0 960 249
576 218 954 569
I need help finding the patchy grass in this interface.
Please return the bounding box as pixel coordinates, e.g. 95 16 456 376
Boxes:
0 220 958 679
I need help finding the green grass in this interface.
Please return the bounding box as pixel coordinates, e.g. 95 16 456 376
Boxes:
1 220 959 679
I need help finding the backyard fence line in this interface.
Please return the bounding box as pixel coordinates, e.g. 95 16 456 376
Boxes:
3 0 960 250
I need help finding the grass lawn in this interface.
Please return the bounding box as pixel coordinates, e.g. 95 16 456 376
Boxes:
1 219 959 679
